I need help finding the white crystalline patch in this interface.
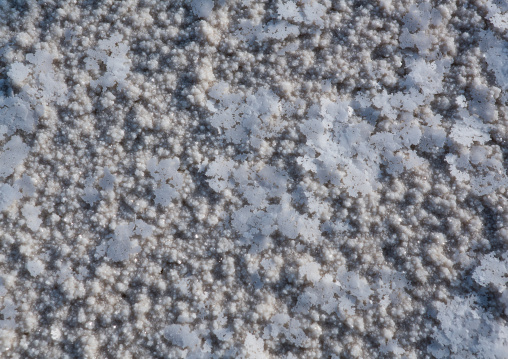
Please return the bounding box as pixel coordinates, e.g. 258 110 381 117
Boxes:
277 207 300 239
264 314 309 348
450 117 491 147
485 0 508 31
134 219 154 239
277 0 325 27
420 126 446 152
470 170 508 196
107 222 140 262
294 274 342 315
21 204 42 232
206 157 235 192
82 176 100 205
164 324 201 349
257 21 300 41
277 0 303 22
402 3 432 33
0 136 29 178
82 187 99 205
299 261 321 283
191 0 214 18
481 30 508 90
214 328 234 342
389 89 426 112
300 116 329 148
372 90 398 120
337 270 373 304
302 0 326 27
15 174 36 197
399 27 434 53
341 163 374 197
445 154 471 182
0 96 36 134
299 102 388 197
99 167 115 191
148 157 183 205
257 165 288 197
232 205 277 239
0 300 17 329
406 59 446 97
207 86 283 148
244 333 268 358
320 98 349 124
26 50 68 105
0 184 21 211
26 259 44 277
473 253 508 289
154 184 177 206
489 12 508 30
430 296 508 358
86 33 132 89
7 63 30 85
148 157 183 188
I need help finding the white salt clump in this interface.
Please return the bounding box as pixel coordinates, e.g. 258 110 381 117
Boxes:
256 21 300 41
106 222 140 262
14 174 35 197
263 313 309 348
85 33 132 90
148 157 182 185
242 333 268 359
153 184 177 206
0 184 20 212
0 136 29 178
21 204 42 232
298 98 383 196
164 324 201 350
0 96 36 135
276 0 326 28
399 2 442 55
405 58 449 98
213 311 233 342
450 111 491 147
484 0 508 31
480 30 508 90
25 50 68 105
190 0 214 19
299 261 321 282
472 252 508 290
81 176 100 205
7 63 30 86
277 1 303 22
301 0 327 28
205 156 235 192
134 219 154 239
148 157 183 206
207 86 284 149
26 259 44 277
419 114 446 152
446 108 508 195
430 296 508 359
0 300 17 329
99 167 115 191
337 269 373 304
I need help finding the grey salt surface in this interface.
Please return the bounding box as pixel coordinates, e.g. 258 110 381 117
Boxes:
0 0 508 358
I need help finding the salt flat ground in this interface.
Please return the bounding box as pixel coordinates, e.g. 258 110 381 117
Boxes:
0 0 507 358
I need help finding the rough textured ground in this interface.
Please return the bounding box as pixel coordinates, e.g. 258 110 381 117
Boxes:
0 0 507 358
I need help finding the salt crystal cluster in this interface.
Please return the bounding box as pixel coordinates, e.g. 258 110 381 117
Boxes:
0 0 507 358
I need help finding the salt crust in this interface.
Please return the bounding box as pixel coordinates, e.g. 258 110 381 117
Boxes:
0 1 507 358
